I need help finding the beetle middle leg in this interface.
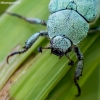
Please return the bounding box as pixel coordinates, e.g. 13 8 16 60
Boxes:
7 31 48 63
89 26 100 33
6 12 47 26
73 46 84 96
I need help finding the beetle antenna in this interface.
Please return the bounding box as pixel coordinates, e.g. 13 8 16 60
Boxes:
7 48 28 64
74 77 81 96
37 46 51 53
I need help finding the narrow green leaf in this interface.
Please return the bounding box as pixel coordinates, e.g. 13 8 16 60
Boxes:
0 0 49 91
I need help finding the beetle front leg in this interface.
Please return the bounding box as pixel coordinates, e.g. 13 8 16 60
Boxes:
6 12 47 26
73 46 83 96
7 31 48 63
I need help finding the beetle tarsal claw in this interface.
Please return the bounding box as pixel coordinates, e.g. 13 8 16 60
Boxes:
6 48 28 64
7 55 11 64
7 52 18 64
74 77 81 97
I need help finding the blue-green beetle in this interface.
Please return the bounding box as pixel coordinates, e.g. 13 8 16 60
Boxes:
7 0 100 96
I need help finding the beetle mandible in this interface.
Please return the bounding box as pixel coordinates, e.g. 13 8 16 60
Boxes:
6 0 100 96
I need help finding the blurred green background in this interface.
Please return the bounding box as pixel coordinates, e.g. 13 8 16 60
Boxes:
0 0 15 15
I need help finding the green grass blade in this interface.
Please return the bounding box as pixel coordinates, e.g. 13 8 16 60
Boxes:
0 0 49 90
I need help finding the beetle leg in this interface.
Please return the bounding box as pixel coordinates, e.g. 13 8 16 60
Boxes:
7 31 48 63
73 46 83 96
89 26 100 33
65 54 74 66
6 12 47 26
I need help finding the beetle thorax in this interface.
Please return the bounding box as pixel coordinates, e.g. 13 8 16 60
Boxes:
47 10 89 45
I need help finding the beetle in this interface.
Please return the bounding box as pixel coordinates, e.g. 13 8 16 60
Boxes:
6 0 100 96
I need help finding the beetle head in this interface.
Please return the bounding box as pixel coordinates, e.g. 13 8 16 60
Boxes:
50 36 72 57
